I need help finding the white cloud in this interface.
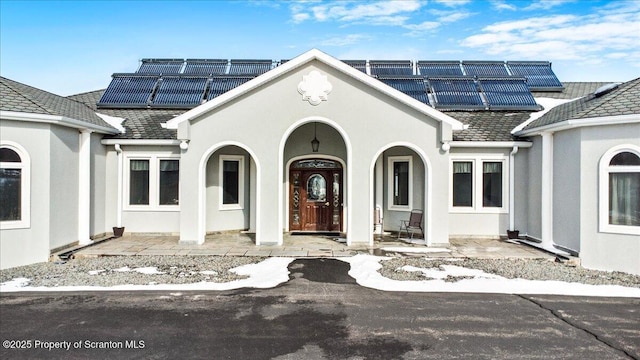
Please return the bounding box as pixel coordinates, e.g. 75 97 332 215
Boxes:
320 34 371 47
433 0 471 7
460 3 640 64
490 0 517 11
524 0 577 11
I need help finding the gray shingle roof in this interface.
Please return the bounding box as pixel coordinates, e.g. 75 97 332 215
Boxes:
68 90 180 140
524 78 640 131
446 111 531 142
0 77 115 131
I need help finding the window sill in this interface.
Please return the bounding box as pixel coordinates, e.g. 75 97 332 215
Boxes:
0 221 30 230
449 208 508 214
123 206 180 212
599 225 640 236
388 206 412 212
219 204 244 211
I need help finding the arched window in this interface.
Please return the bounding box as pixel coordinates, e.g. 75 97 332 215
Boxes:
0 142 30 229
599 145 640 235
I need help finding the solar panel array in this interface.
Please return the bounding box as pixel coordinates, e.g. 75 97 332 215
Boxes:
98 58 561 110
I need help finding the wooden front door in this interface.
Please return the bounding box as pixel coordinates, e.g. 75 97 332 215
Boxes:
290 159 343 232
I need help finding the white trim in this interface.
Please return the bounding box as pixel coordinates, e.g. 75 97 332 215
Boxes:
123 153 181 212
219 155 245 211
0 141 31 230
284 154 347 232
102 139 181 146
449 141 532 148
198 142 261 245
449 154 509 214
387 156 413 211
1 110 118 134
165 49 463 131
279 117 352 246
371 142 433 246
516 114 639 136
509 146 519 231
598 144 640 236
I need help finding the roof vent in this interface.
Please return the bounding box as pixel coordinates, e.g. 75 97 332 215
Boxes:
593 83 620 98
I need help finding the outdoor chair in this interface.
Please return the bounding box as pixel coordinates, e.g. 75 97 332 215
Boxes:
397 209 424 240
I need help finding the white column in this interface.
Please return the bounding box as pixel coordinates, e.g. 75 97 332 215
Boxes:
78 130 93 245
540 132 553 248
509 146 519 232
374 156 384 234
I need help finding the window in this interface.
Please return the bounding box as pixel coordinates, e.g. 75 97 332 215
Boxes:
220 155 244 210
450 156 507 212
453 162 472 207
388 156 412 210
159 160 179 205
125 155 179 210
129 160 150 205
0 142 30 229
600 146 640 235
483 162 503 208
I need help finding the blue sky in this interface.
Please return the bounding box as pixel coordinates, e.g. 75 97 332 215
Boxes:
1 0 639 96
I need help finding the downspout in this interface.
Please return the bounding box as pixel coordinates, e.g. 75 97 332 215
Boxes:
509 146 519 232
78 129 93 245
540 132 554 249
114 144 123 228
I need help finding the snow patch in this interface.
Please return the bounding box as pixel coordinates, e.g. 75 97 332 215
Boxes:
382 247 451 254
95 112 126 133
339 255 640 297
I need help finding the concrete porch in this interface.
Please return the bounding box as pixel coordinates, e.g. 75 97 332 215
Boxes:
68 233 555 260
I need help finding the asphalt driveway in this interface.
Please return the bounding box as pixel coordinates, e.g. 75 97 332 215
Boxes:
1 258 638 359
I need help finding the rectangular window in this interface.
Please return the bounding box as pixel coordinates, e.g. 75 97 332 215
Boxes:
129 160 150 205
159 160 179 205
483 162 503 208
393 161 409 206
609 172 640 226
222 160 240 205
452 161 473 207
0 168 21 221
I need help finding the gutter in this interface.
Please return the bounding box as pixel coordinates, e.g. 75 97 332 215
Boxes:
0 110 118 134
449 141 532 148
101 139 181 146
114 144 123 228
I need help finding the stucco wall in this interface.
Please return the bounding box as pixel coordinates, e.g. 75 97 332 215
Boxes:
525 136 543 239
513 147 530 234
578 123 640 275
0 120 51 269
49 126 80 250
178 59 451 245
90 133 107 236
552 130 582 252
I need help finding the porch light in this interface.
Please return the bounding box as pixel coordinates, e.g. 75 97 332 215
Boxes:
311 122 320 152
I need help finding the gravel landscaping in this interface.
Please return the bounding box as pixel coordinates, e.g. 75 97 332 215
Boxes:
1 255 639 289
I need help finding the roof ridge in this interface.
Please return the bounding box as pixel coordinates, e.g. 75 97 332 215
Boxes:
578 79 636 119
0 77 55 115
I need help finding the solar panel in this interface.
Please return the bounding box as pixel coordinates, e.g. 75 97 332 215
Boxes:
369 60 413 76
477 77 540 110
97 74 159 108
206 76 254 100
462 61 509 76
183 59 227 75
427 77 485 110
506 61 563 90
137 59 184 74
228 60 273 75
377 76 429 104
343 60 367 73
417 61 463 76
151 76 209 107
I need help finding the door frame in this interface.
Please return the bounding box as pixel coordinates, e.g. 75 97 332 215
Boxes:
285 155 347 232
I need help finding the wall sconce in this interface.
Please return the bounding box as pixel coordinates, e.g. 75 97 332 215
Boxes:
311 122 320 153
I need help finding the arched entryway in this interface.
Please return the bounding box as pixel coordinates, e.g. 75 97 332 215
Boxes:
370 143 432 245
281 119 350 236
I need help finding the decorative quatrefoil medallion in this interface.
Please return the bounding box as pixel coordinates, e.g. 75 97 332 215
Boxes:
297 70 332 106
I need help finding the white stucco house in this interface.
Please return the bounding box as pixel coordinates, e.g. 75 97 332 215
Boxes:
1 49 638 274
